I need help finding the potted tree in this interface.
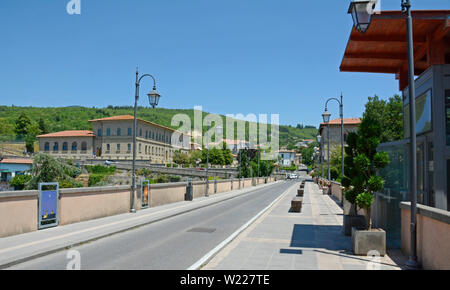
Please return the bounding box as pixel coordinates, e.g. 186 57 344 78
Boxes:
342 117 389 255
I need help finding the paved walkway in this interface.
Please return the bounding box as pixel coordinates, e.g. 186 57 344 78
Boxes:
203 179 406 270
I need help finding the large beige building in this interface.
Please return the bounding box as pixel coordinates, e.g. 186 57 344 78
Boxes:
37 115 190 164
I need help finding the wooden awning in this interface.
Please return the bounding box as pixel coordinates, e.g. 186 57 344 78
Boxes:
340 10 450 90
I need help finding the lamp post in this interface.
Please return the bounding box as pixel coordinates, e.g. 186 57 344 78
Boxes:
322 94 344 182
205 124 210 197
317 135 322 177
322 110 331 180
348 0 420 269
131 69 161 213
205 125 222 197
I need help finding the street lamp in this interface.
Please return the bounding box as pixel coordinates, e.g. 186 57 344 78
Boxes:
322 94 345 183
348 0 420 269
348 0 377 33
131 69 161 213
322 109 331 180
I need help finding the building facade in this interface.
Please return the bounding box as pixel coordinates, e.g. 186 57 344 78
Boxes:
278 150 296 167
38 115 190 164
318 118 361 162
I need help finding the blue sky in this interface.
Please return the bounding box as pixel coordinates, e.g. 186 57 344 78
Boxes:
0 0 448 128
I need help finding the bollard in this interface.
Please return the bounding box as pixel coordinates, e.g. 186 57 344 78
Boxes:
185 178 193 201
214 179 217 194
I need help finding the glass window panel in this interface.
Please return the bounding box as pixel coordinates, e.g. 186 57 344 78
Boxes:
404 90 432 138
445 90 450 146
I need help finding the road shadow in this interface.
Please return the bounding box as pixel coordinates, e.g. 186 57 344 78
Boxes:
289 224 351 251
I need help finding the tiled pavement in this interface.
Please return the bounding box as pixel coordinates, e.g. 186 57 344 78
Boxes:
203 179 406 270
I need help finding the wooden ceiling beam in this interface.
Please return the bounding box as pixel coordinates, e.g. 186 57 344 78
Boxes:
339 65 399 74
349 34 426 43
344 52 407 60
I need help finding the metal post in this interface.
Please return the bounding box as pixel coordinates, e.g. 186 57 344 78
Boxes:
403 0 420 270
132 69 158 213
340 94 344 181
206 126 210 197
131 71 139 213
257 148 260 183
327 122 331 180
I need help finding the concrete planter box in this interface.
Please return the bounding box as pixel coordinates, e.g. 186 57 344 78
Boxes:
343 215 367 236
322 187 329 195
290 197 303 213
297 189 304 197
352 227 386 256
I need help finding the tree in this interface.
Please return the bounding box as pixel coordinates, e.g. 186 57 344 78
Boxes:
38 118 49 135
173 150 189 165
14 112 32 138
24 123 41 153
301 143 315 167
237 149 250 178
341 116 389 230
25 154 82 190
363 95 403 143
221 143 233 166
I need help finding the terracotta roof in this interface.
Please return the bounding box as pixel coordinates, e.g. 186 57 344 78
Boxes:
88 115 180 133
88 115 134 122
37 130 95 138
0 158 33 165
340 10 450 90
320 118 361 127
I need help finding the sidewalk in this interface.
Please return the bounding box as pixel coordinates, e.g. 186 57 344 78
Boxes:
0 181 280 269
203 179 407 270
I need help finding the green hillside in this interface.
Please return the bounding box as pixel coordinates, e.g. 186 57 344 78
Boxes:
0 106 318 148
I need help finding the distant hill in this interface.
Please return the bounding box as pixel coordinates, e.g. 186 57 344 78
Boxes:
0 106 318 148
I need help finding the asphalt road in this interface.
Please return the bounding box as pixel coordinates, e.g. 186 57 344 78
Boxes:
7 179 301 270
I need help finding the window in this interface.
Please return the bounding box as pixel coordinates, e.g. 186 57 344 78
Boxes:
117 128 121 136
62 142 68 151
128 144 131 152
106 144 110 151
107 128 111 136
81 141 87 151
44 142 50 151
139 143 142 153
146 131 148 139
404 90 432 138
128 128 132 136
97 129 102 137
53 142 59 151
448 160 450 210
139 128 142 137
72 142 77 151
446 90 450 146
117 144 121 151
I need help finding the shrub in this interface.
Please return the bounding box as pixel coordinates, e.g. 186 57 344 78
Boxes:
9 174 32 190
89 174 107 186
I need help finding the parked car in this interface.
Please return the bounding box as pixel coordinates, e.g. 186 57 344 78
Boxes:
105 160 116 166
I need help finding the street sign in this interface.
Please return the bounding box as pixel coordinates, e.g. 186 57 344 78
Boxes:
38 182 59 230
